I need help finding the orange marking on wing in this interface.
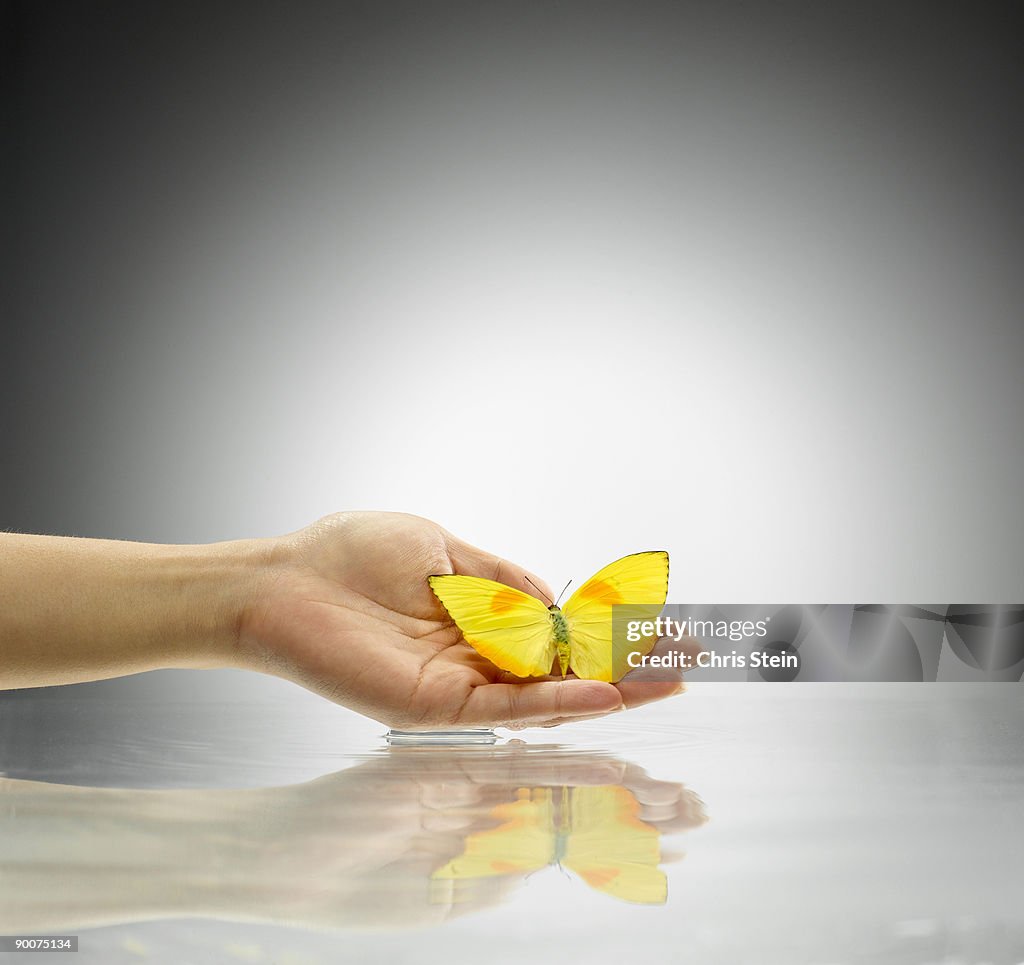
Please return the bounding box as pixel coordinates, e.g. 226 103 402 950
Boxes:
491 860 523 873
491 587 524 613
578 579 624 605
579 867 621 889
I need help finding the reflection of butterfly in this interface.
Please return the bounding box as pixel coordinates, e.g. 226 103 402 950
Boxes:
432 785 667 904
429 552 669 682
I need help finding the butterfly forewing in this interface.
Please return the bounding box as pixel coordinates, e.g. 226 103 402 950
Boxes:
563 785 667 904
431 789 555 882
427 574 556 677
561 551 669 682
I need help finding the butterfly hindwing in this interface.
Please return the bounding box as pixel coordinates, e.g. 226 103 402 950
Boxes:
427 574 555 677
562 551 669 682
563 785 667 904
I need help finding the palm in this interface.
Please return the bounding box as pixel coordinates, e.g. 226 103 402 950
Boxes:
240 512 679 729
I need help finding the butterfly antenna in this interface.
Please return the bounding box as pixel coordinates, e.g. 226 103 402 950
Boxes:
555 579 573 606
524 575 554 606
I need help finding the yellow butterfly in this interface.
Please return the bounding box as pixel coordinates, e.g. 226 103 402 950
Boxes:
431 784 667 905
428 551 669 682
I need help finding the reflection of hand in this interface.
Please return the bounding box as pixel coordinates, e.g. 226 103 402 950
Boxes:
422 745 706 906
238 512 683 728
401 744 706 837
0 746 706 932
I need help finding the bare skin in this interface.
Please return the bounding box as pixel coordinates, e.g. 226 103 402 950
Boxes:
0 511 683 729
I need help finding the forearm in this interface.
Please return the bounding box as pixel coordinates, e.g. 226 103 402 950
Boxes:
0 533 266 688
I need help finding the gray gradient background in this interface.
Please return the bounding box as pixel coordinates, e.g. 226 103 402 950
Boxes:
3 1 1023 706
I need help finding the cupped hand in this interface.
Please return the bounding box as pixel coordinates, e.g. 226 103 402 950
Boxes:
236 512 683 729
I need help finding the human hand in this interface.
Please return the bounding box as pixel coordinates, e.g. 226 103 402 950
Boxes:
236 512 685 729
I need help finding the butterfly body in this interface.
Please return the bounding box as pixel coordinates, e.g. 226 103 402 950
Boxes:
429 551 669 682
549 606 571 675
431 784 667 905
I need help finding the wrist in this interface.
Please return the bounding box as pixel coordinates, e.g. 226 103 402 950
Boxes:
179 536 279 670
225 530 313 676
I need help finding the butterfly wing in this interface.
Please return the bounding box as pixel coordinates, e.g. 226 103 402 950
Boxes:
428 575 556 677
562 785 667 905
431 788 555 882
561 551 669 682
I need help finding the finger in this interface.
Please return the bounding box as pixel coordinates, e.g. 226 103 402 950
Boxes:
660 848 689 865
444 535 555 605
418 781 485 811
459 752 626 787
655 805 709 833
455 679 623 728
620 765 688 806
627 774 709 829
537 710 623 728
616 679 686 710
498 674 684 711
676 789 710 828
618 633 701 684
637 802 683 823
421 810 481 833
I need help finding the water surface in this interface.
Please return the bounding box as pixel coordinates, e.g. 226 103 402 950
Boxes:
1 684 1021 964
